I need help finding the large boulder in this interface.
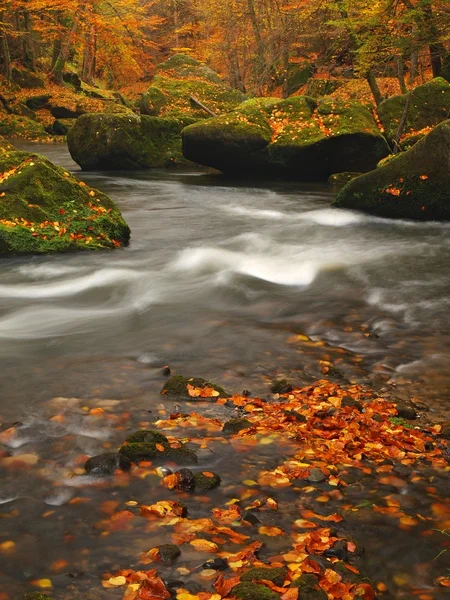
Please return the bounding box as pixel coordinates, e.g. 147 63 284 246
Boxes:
333 120 450 221
377 78 450 143
182 96 390 180
68 113 194 170
140 54 246 120
0 146 130 255
11 67 45 89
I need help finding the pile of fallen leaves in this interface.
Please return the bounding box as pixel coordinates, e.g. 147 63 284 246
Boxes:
99 379 449 600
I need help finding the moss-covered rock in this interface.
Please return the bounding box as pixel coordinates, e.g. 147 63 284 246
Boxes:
22 594 53 600
0 136 15 154
193 471 221 491
440 421 450 439
0 151 130 255
84 452 131 475
25 94 52 110
67 113 195 170
140 54 245 120
125 430 169 444
161 375 228 401
270 379 293 394
223 418 252 434
292 574 327 599
241 567 287 586
0 113 49 140
50 118 75 136
182 96 389 180
11 67 45 89
333 119 450 220
377 78 450 141
328 172 362 185
286 63 315 95
305 78 347 98
157 543 181 563
119 441 197 465
231 582 280 600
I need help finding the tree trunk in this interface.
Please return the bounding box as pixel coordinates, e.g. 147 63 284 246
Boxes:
281 47 290 99
51 38 62 70
247 0 267 90
0 12 12 80
22 10 34 70
397 57 408 94
228 48 246 93
82 25 97 84
52 19 79 84
366 70 383 106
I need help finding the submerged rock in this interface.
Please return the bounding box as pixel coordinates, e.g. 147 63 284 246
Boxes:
333 120 450 220
223 418 252 434
0 150 130 255
270 379 293 394
193 471 221 491
378 78 450 143
119 430 197 466
157 543 181 563
161 375 227 401
140 53 245 120
84 452 131 475
68 113 193 170
182 96 389 180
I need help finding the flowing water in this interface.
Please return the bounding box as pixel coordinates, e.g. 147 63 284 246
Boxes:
1 143 449 598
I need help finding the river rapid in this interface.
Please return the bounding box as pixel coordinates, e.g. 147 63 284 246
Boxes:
0 143 449 598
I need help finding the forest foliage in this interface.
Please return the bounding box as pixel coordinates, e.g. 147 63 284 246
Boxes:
0 1 449 103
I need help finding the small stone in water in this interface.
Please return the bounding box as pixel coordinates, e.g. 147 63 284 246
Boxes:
308 468 326 483
242 510 261 525
161 366 171 376
84 452 131 475
203 558 228 571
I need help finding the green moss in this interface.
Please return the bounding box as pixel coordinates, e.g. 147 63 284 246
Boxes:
305 78 346 98
119 439 198 465
0 151 130 255
161 375 228 401
231 582 280 600
193 471 221 491
0 136 16 153
333 119 450 220
0 113 49 140
157 543 181 563
241 567 287 586
292 574 327 599
332 562 371 585
156 53 222 84
286 63 315 95
183 96 389 180
223 418 252 434
378 78 450 140
68 113 195 170
22 594 53 600
270 379 293 394
125 430 168 444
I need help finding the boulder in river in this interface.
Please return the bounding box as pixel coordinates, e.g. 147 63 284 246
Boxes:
0 145 130 255
84 452 131 475
231 582 280 600
182 96 390 180
140 54 246 120
378 78 450 146
333 120 450 221
161 375 228 401
119 430 198 466
68 113 193 170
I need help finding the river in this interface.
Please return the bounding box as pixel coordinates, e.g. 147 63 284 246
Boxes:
0 143 449 599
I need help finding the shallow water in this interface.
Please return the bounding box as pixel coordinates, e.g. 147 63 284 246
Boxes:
1 143 449 598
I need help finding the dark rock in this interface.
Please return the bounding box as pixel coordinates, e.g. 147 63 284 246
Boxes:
324 539 349 561
292 574 328 599
333 120 450 221
193 471 221 491
308 468 326 483
161 375 227 401
203 557 228 571
62 72 82 91
125 429 169 444
51 119 75 136
341 396 363 411
332 561 370 584
223 418 252 434
270 379 293 394
242 567 287 586
50 105 83 119
84 452 131 475
25 94 52 110
242 510 261 525
175 468 196 491
231 582 280 600
22 595 53 600
16 103 37 120
11 68 45 89
441 421 450 440
161 365 171 376
157 543 181 563
119 440 197 466
395 403 417 420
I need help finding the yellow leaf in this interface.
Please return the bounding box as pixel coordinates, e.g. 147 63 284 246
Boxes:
108 575 127 586
31 579 52 589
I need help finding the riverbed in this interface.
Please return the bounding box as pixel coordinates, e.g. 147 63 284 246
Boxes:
0 143 449 599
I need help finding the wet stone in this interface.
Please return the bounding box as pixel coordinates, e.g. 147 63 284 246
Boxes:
395 403 417 420
193 471 221 491
242 566 287 586
223 418 252 434
270 379 293 394
341 396 363 411
292 573 328 599
440 421 450 439
161 375 227 401
324 539 349 561
308 468 326 483
203 557 228 571
23 595 53 600
84 452 131 475
232 582 280 600
158 543 181 563
242 510 261 525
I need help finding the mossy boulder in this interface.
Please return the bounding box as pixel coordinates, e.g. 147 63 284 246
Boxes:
0 151 130 255
11 68 45 89
22 594 53 600
377 78 450 142
328 172 362 186
182 96 390 180
0 113 49 140
305 78 347 98
231 582 280 600
241 567 287 586
223 418 252 434
157 543 181 563
67 113 194 170
119 431 198 466
161 375 228 401
25 94 52 110
292 574 327 599
84 452 131 475
333 120 450 220
140 54 245 120
193 471 221 491
50 118 75 136
286 63 315 95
